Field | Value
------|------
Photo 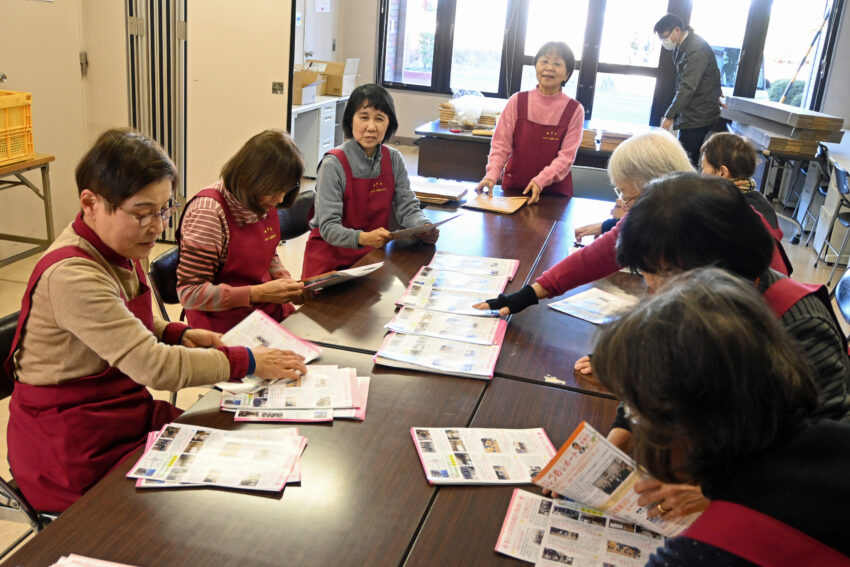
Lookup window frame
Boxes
[377,0,844,123]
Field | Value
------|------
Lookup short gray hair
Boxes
[607,130,694,190]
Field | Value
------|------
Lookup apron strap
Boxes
[556,97,580,129]
[517,90,528,122]
[684,500,849,566]
[327,148,354,181]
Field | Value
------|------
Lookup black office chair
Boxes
[0,312,53,558]
[278,189,316,241]
[147,248,181,405]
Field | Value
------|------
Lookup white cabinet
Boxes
[290,95,349,178]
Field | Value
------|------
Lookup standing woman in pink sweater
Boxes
[475,41,584,203]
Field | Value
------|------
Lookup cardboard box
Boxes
[292,70,324,106]
[304,58,359,96]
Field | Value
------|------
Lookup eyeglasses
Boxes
[614,187,639,208]
[536,58,566,70]
[117,202,181,228]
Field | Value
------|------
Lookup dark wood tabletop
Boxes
[404,377,620,567]
[4,349,486,567]
[282,206,559,353]
[496,215,645,397]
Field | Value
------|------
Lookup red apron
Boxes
[6,245,181,513]
[302,146,396,278]
[684,500,850,566]
[502,91,580,197]
[181,188,294,333]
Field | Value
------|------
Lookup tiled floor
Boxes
[0,144,847,555]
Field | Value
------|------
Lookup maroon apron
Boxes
[684,500,850,566]
[6,245,181,512]
[502,91,580,197]
[302,146,396,278]
[181,188,294,333]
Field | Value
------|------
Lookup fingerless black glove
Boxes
[485,284,539,314]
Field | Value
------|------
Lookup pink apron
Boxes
[181,188,293,333]
[684,500,850,566]
[502,91,580,197]
[6,241,181,512]
[302,146,396,278]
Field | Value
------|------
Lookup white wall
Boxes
[822,2,850,122]
[0,0,88,259]
[186,0,293,198]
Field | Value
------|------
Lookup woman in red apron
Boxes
[178,130,304,333]
[5,129,307,512]
[592,268,850,565]
[302,84,438,279]
[475,41,584,203]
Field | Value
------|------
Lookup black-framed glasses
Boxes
[117,202,181,228]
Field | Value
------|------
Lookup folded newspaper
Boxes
[126,423,305,492]
[410,427,556,484]
[374,331,502,379]
[427,251,519,280]
[385,306,507,345]
[548,288,639,325]
[496,489,666,566]
[216,309,323,394]
[300,261,384,291]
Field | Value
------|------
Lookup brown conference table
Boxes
[6,193,634,567]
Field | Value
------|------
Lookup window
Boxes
[378,0,844,122]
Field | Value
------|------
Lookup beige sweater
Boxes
[13,220,234,390]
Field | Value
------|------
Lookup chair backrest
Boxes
[0,311,19,399]
[278,189,316,241]
[833,161,849,196]
[833,266,850,328]
[570,166,613,201]
[148,247,180,321]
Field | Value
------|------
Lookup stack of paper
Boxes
[409,176,470,204]
[375,252,517,379]
[49,556,139,567]
[409,427,556,484]
[127,423,306,492]
[216,310,323,394]
[580,128,597,149]
[219,365,370,423]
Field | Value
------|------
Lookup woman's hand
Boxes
[250,279,305,305]
[574,355,593,376]
[417,225,440,244]
[474,283,547,317]
[475,178,496,195]
[634,479,710,520]
[523,180,542,204]
[574,223,603,240]
[358,228,393,248]
[251,346,307,381]
[181,329,224,348]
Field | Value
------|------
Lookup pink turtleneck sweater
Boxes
[485,86,584,189]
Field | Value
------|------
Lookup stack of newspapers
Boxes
[127,423,307,493]
[374,251,517,379]
[215,310,370,423]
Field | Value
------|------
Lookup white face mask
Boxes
[661,37,676,51]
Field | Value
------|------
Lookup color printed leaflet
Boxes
[410,427,556,484]
[547,288,639,325]
[374,332,502,379]
[533,421,698,537]
[216,309,323,393]
[385,306,507,345]
[127,423,304,492]
[397,284,500,317]
[495,489,665,566]
[427,251,519,280]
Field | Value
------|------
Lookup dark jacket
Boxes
[665,28,722,129]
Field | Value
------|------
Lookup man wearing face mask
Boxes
[654,13,722,165]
